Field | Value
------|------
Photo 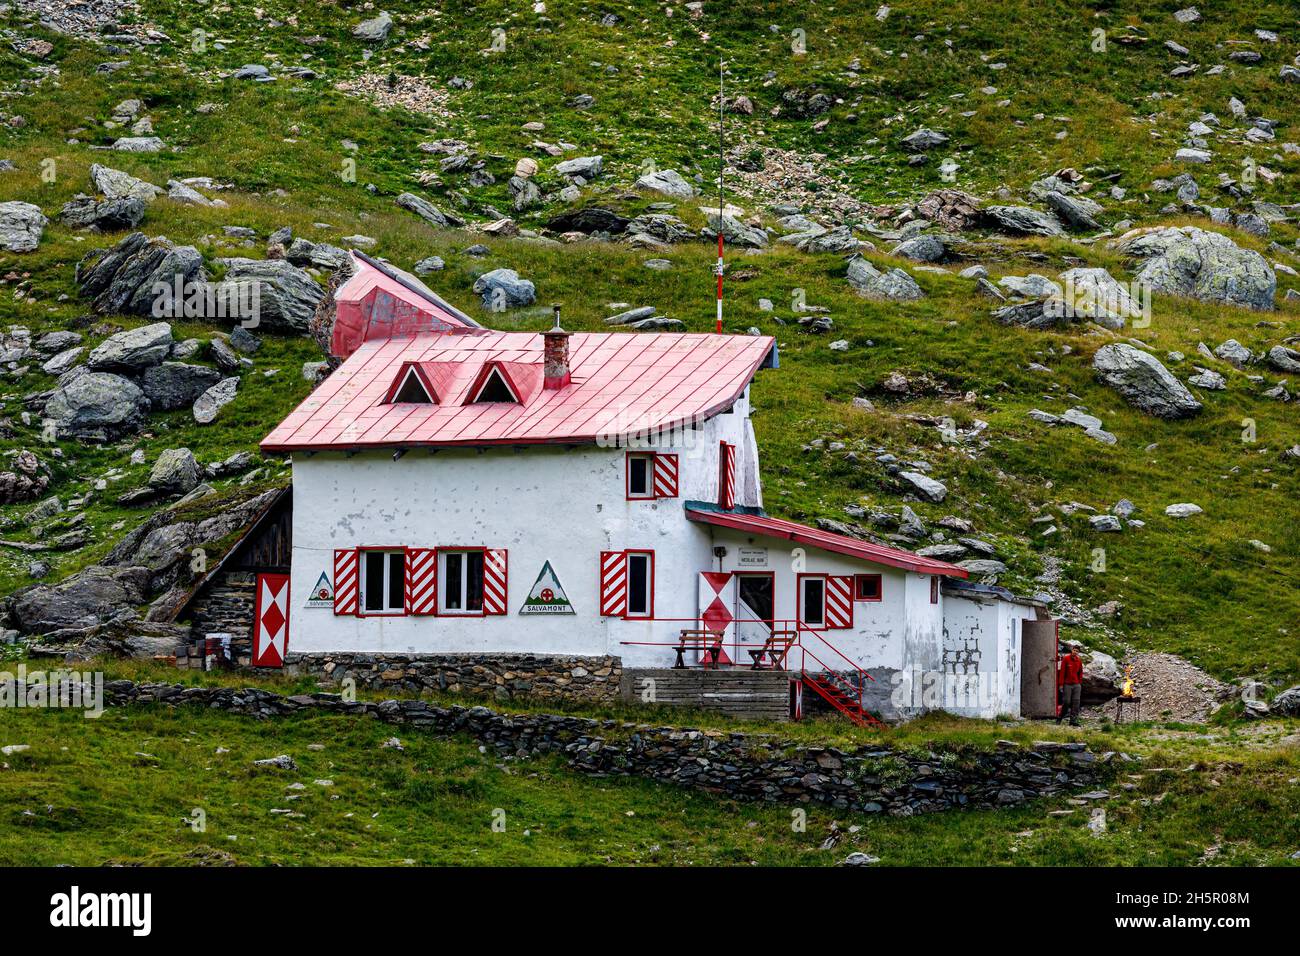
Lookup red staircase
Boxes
[797,628,886,728]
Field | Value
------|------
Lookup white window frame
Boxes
[439,549,485,615]
[625,551,653,618]
[800,575,826,628]
[627,453,655,499]
[360,549,406,615]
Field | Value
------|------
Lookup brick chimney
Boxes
[543,303,571,390]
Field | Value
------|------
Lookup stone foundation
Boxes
[620,668,792,720]
[280,652,621,704]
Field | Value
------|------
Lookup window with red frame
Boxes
[854,573,882,602]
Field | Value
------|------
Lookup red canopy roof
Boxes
[685,507,970,578]
[262,331,776,452]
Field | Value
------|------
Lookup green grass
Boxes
[0,701,1296,865]
[0,1,1296,688]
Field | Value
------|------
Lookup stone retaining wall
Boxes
[101,680,1114,816]
[280,652,621,704]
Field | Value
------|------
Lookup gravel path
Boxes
[1083,652,1228,724]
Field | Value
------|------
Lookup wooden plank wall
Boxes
[619,668,793,721]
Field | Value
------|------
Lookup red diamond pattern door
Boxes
[253,573,291,667]
[696,571,735,665]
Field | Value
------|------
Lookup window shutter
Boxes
[405,547,438,615]
[483,549,508,615]
[333,548,359,616]
[599,550,627,617]
[718,441,736,510]
[653,453,679,498]
[825,575,854,629]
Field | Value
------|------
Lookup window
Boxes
[625,551,654,618]
[361,550,405,614]
[800,575,826,627]
[627,453,654,499]
[391,367,433,404]
[930,576,940,605]
[854,573,882,602]
[470,367,518,404]
[440,550,486,614]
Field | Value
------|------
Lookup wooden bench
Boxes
[747,630,797,670]
[673,629,725,669]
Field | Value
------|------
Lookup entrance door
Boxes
[734,573,774,663]
[1020,619,1059,718]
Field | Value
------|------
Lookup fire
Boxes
[1121,666,1134,698]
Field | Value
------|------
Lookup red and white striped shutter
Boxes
[653,453,679,499]
[483,549,508,615]
[405,547,438,615]
[825,575,854,629]
[599,550,627,617]
[333,548,359,616]
[718,441,737,510]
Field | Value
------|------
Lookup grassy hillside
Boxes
[0,0,1296,688]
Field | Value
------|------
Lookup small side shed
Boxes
[172,487,292,662]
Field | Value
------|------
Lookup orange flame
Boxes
[1121,665,1134,698]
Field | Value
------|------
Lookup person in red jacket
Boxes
[1057,643,1084,726]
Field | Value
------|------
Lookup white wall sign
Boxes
[737,547,768,567]
[304,571,334,608]
[519,561,575,614]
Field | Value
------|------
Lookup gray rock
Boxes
[112,136,165,153]
[34,331,82,354]
[1043,191,1102,230]
[87,321,174,371]
[984,205,1064,237]
[554,155,603,179]
[635,169,695,198]
[624,213,691,244]
[193,377,239,424]
[76,233,206,316]
[1265,346,1300,374]
[90,164,162,202]
[1093,344,1202,418]
[7,565,152,634]
[704,212,767,248]
[59,194,145,231]
[901,128,949,152]
[957,559,1007,577]
[229,64,270,80]
[473,269,536,310]
[1187,368,1226,390]
[1089,514,1122,532]
[352,12,393,41]
[148,448,200,495]
[999,274,1062,299]
[395,192,463,228]
[40,347,84,376]
[1165,502,1203,518]
[166,180,217,206]
[846,255,924,300]
[1111,226,1275,311]
[898,470,947,502]
[1271,686,1300,717]
[413,256,445,275]
[0,201,47,252]
[891,234,946,262]
[141,362,222,410]
[797,225,863,254]
[209,258,324,332]
[44,371,149,441]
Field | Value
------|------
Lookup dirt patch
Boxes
[1083,652,1228,724]
[334,74,454,120]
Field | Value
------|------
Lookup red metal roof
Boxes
[685,507,970,578]
[262,331,776,452]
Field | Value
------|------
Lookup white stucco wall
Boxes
[939,593,1032,718]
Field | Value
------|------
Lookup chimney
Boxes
[543,303,571,390]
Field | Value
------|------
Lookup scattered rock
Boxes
[0,201,47,252]
[193,377,239,424]
[1092,344,1202,419]
[44,372,150,441]
[846,255,924,300]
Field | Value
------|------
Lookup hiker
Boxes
[1057,642,1084,726]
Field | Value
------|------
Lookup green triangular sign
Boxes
[305,571,333,607]
[519,561,575,615]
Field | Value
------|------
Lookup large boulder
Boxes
[635,169,696,198]
[1093,344,1202,419]
[547,207,630,235]
[353,11,393,41]
[6,565,152,634]
[90,163,163,202]
[1081,650,1122,705]
[44,371,150,441]
[1056,267,1139,330]
[983,205,1065,237]
[395,192,464,228]
[623,213,689,243]
[59,194,146,231]
[1110,226,1275,310]
[1043,191,1102,230]
[554,155,603,179]
[0,201,47,252]
[846,255,924,301]
[1271,685,1300,717]
[87,321,174,371]
[141,361,223,410]
[75,232,205,316]
[148,448,200,495]
[208,258,324,331]
[704,212,767,248]
[473,269,536,310]
[193,377,239,424]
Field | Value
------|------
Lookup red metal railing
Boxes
[617,617,884,727]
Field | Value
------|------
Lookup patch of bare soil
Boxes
[334,74,454,120]
[1083,652,1228,724]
